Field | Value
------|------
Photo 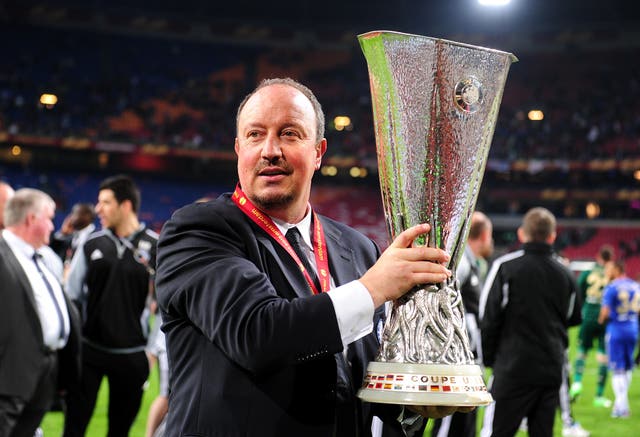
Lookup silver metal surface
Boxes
[359,31,516,366]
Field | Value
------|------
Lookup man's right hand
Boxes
[359,224,451,308]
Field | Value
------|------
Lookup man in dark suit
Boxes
[0,188,81,437]
[156,78,472,437]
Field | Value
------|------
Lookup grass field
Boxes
[40,327,639,436]
[39,365,159,437]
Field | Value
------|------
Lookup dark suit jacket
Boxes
[0,237,81,405]
[156,194,406,437]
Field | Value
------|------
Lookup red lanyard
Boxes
[232,184,330,294]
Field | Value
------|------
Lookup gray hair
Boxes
[4,188,55,227]
[236,77,325,142]
[521,207,556,243]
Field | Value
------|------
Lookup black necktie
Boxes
[33,253,66,340]
[285,227,321,292]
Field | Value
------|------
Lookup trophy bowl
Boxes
[357,30,517,406]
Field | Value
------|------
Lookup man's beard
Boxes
[249,158,296,211]
[252,191,295,212]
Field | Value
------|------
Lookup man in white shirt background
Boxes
[0,188,81,437]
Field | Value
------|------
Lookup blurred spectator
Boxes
[432,211,494,437]
[63,175,158,437]
[50,202,96,269]
[0,188,81,437]
[480,207,582,436]
[570,245,615,407]
[599,259,640,418]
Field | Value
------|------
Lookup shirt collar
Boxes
[2,228,37,259]
[271,206,313,249]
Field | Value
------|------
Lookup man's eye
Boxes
[282,130,298,137]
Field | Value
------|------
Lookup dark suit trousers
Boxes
[0,353,57,437]
[63,345,149,437]
[490,384,558,437]
[431,410,477,437]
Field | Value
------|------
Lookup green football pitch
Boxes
[40,327,639,436]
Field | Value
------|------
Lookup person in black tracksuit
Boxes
[479,207,581,437]
[432,211,494,437]
[63,175,158,437]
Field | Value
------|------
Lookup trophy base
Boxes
[357,361,492,406]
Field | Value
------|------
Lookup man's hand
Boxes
[407,405,476,419]
[360,223,452,308]
[59,214,75,235]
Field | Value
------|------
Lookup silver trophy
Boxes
[357,31,516,406]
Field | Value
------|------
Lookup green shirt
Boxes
[577,264,609,322]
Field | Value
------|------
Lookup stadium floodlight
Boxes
[586,202,601,219]
[39,93,58,106]
[528,109,544,121]
[478,0,511,6]
[333,115,352,131]
[320,165,338,176]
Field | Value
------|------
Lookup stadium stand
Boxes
[1,3,640,278]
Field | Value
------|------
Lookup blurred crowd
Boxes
[1,26,639,165]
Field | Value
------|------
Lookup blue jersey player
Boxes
[599,260,640,418]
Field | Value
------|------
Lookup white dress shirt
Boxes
[2,229,70,350]
[272,210,374,348]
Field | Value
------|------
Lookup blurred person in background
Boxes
[480,207,582,437]
[63,175,158,437]
[570,245,615,408]
[50,202,96,274]
[0,188,81,437]
[599,259,640,418]
[0,181,15,230]
[144,320,168,437]
[432,211,493,437]
[1,182,63,282]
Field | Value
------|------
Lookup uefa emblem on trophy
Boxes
[357,31,517,406]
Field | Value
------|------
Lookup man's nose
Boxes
[261,133,283,160]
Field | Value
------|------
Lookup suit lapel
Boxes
[0,238,44,342]
[0,238,39,311]
[255,232,312,298]
[255,216,359,298]
[322,220,358,288]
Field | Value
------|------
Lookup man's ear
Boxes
[120,199,133,213]
[315,138,327,169]
[25,212,36,226]
[517,227,526,243]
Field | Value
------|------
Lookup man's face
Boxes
[96,189,123,230]
[235,84,326,220]
[479,225,494,259]
[604,261,620,281]
[30,203,55,248]
[0,184,15,229]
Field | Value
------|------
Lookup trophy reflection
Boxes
[357,31,516,406]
